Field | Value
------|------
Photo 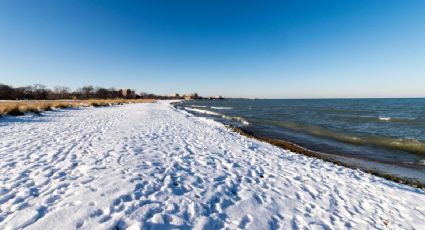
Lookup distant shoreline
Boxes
[225,97,425,100]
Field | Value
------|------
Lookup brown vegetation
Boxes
[0,99,154,117]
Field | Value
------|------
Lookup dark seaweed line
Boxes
[228,126,425,189]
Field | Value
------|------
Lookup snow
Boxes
[0,101,424,229]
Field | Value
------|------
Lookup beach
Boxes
[0,101,424,229]
[178,98,425,186]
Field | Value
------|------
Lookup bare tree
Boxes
[10,86,32,100]
[53,86,71,99]
[29,84,50,100]
[0,84,14,99]
[81,86,94,99]
[95,87,109,99]
[0,83,146,100]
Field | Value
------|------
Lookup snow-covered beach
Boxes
[1,101,424,229]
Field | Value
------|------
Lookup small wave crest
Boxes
[185,107,221,116]
[222,115,249,125]
[184,107,249,125]
[211,106,233,110]
[352,115,419,124]
[191,105,207,108]
[376,117,419,123]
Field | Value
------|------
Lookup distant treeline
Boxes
[0,84,166,100]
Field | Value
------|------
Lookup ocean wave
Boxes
[351,115,420,124]
[272,121,425,155]
[222,115,249,125]
[184,107,249,125]
[376,117,420,123]
[211,106,233,110]
[191,105,207,108]
[185,107,221,116]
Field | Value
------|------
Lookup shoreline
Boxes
[228,126,425,189]
[172,101,425,188]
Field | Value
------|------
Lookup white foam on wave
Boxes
[185,107,221,116]
[185,107,249,125]
[211,106,233,110]
[221,115,250,125]
[379,117,391,121]
[191,105,207,108]
[234,117,249,125]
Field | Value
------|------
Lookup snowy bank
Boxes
[0,101,424,229]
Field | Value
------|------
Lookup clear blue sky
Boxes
[0,0,424,98]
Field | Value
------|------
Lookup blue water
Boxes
[177,98,425,181]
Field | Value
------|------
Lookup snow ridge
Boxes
[0,102,424,229]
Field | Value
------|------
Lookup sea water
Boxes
[177,98,425,183]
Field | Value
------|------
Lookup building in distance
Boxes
[184,93,199,100]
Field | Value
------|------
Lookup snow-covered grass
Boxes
[0,101,424,229]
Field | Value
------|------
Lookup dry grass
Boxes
[0,99,155,116]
